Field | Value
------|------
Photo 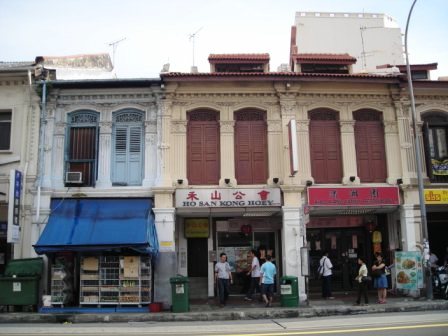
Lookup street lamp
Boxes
[404,0,433,300]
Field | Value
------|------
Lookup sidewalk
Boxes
[1,293,447,324]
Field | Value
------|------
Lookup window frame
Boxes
[111,109,145,186]
[423,112,448,182]
[65,110,100,187]
[0,110,12,151]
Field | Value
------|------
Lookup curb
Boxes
[1,301,447,324]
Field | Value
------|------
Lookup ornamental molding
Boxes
[268,120,282,132]
[0,79,27,86]
[220,120,235,133]
[99,121,113,133]
[297,92,391,101]
[145,120,157,133]
[296,119,309,131]
[171,120,187,134]
[174,92,277,99]
[384,121,399,134]
[339,121,355,133]
[54,122,67,135]
[57,93,156,104]
[145,133,157,146]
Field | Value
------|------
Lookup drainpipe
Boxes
[35,80,47,222]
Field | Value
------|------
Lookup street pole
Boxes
[404,0,433,300]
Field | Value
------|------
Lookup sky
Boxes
[1,0,447,79]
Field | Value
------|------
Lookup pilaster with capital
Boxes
[296,119,313,184]
[170,120,187,184]
[339,120,358,184]
[96,121,112,188]
[142,120,158,187]
[220,120,236,185]
[42,110,55,188]
[279,99,298,184]
[52,122,67,188]
[394,101,417,182]
[383,120,403,184]
[158,99,173,186]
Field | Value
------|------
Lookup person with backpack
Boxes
[318,251,334,299]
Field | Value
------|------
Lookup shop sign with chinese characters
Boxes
[307,186,400,207]
[175,188,281,208]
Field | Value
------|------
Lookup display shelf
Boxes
[79,255,152,306]
[50,264,64,304]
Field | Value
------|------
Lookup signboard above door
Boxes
[176,188,281,208]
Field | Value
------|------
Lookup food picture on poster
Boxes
[395,251,424,290]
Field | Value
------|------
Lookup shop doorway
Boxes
[308,228,367,292]
[216,231,279,295]
[187,238,208,299]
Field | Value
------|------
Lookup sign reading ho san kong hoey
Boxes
[175,188,281,208]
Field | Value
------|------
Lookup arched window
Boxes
[308,108,342,183]
[112,109,144,186]
[423,112,448,182]
[234,108,268,184]
[353,109,387,182]
[187,109,220,185]
[66,110,99,187]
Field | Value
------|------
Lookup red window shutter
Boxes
[355,121,387,182]
[309,120,342,183]
[187,111,220,185]
[235,120,268,184]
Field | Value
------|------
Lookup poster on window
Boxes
[218,247,250,273]
[395,251,424,290]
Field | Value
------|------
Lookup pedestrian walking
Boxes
[318,251,334,299]
[244,249,261,301]
[214,252,233,307]
[372,252,388,304]
[260,255,276,307]
[354,256,369,306]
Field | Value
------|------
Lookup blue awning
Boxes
[33,198,158,256]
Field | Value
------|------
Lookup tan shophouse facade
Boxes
[153,55,448,303]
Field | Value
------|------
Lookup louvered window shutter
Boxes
[113,126,128,185]
[128,126,143,185]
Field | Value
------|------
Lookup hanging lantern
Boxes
[241,224,252,235]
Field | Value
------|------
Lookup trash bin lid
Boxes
[170,276,189,283]
[4,258,44,277]
[280,275,298,281]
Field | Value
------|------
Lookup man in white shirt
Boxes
[215,253,233,307]
[244,249,261,301]
[319,251,334,299]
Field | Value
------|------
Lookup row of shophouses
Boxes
[1,27,448,309]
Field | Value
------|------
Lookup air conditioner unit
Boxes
[65,171,83,184]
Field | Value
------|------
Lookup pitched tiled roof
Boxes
[292,53,357,64]
[161,71,400,81]
[0,61,35,71]
[208,54,270,62]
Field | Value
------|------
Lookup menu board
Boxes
[395,251,424,290]
[218,246,251,272]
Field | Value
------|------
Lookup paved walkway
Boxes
[1,293,447,324]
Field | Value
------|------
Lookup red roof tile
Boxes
[293,53,357,64]
[208,54,270,62]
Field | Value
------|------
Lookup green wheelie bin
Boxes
[280,275,299,307]
[170,275,189,312]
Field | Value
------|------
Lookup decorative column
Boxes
[384,120,403,185]
[340,119,359,184]
[142,118,158,187]
[171,120,187,184]
[268,119,282,183]
[152,206,176,308]
[395,100,416,183]
[52,121,66,189]
[281,189,307,302]
[41,105,55,188]
[219,120,236,186]
[96,121,112,188]
[296,118,312,184]
[279,97,297,185]
[157,99,173,187]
